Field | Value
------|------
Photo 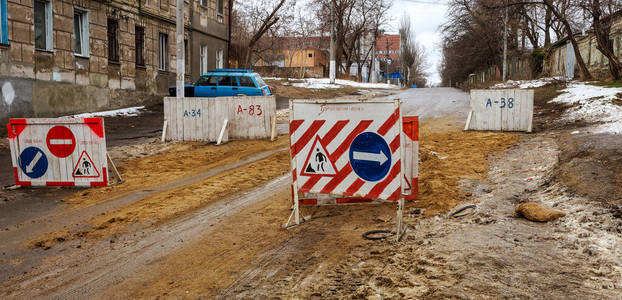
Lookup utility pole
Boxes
[329,0,335,84]
[386,38,389,84]
[371,28,377,83]
[176,0,184,97]
[502,4,508,82]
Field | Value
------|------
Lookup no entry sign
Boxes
[7,118,108,187]
[46,126,76,158]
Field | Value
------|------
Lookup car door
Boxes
[194,75,218,97]
[216,75,235,97]
[236,75,261,96]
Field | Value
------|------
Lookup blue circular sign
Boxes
[19,146,48,179]
[349,132,391,182]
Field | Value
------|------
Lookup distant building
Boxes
[0,0,230,124]
[376,33,400,61]
[256,36,329,77]
[347,31,400,82]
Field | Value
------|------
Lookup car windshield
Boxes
[254,75,266,87]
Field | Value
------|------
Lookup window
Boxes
[158,33,168,71]
[0,0,8,44]
[135,26,145,66]
[107,19,119,62]
[74,10,89,56]
[200,45,208,74]
[254,75,266,87]
[217,0,224,14]
[308,53,313,58]
[34,0,52,50]
[238,76,256,87]
[218,76,233,86]
[196,75,216,86]
[200,0,207,6]
[216,49,223,68]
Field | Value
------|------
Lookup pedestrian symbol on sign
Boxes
[72,151,100,178]
[300,136,337,176]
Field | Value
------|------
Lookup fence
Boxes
[163,96,277,142]
[465,89,534,132]
[459,55,533,89]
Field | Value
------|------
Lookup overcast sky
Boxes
[386,0,449,85]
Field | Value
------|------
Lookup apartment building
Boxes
[0,0,229,124]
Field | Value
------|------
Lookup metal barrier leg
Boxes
[396,195,405,241]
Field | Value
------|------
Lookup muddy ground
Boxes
[0,84,621,299]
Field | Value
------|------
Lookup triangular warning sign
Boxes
[300,136,338,177]
[72,151,100,178]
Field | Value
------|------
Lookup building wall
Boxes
[546,16,622,79]
[376,34,400,60]
[0,0,229,125]
[282,49,325,68]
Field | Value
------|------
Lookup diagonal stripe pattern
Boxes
[290,105,402,202]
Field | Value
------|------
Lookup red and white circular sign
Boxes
[46,126,76,158]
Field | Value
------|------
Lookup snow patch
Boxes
[292,78,397,89]
[266,77,397,89]
[492,77,565,89]
[550,83,622,134]
[67,106,146,118]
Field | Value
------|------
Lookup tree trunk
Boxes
[543,0,592,79]
[591,0,621,80]
[544,6,552,46]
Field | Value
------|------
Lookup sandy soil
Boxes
[2,84,620,299]
[28,138,290,250]
[89,118,520,299]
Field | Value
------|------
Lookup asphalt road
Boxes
[385,87,470,121]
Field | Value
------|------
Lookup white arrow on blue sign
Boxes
[348,132,392,182]
[19,146,48,179]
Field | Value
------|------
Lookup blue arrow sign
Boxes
[19,146,48,179]
[349,132,391,182]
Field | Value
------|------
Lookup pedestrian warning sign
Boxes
[72,151,100,178]
[300,136,337,177]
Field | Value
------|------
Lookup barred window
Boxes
[107,19,119,62]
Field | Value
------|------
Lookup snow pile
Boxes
[284,78,397,89]
[550,83,622,134]
[68,106,146,118]
[492,77,565,89]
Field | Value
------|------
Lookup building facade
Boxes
[0,0,229,124]
[255,36,329,77]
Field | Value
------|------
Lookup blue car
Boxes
[169,69,272,97]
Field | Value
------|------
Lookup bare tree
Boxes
[441,0,508,86]
[579,0,622,79]
[312,0,392,78]
[232,0,293,67]
[399,14,427,86]
[486,0,592,79]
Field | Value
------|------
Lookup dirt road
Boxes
[1,85,620,299]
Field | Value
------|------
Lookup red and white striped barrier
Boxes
[287,99,408,237]
[7,118,108,187]
[296,116,419,205]
[403,116,419,201]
